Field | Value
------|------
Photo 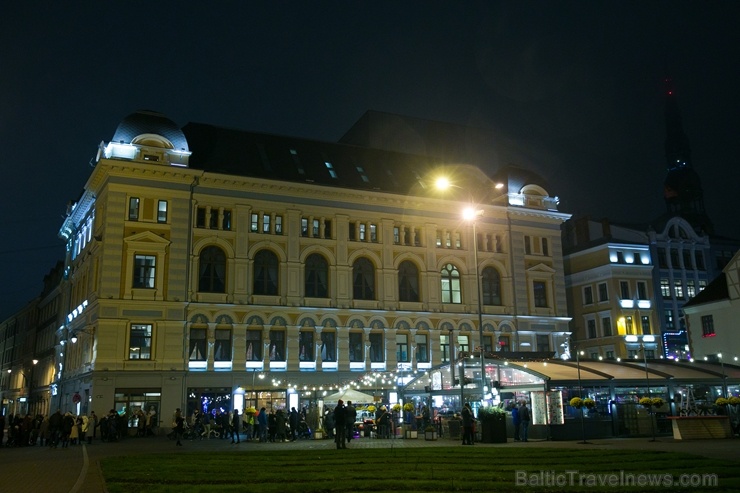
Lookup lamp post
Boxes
[574,346,589,444]
[718,353,727,398]
[625,334,657,442]
[463,207,487,401]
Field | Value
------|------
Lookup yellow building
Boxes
[563,218,659,360]
[52,111,570,427]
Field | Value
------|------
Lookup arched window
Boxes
[398,260,419,302]
[305,253,328,298]
[352,257,375,300]
[481,266,502,305]
[198,246,226,293]
[253,250,278,295]
[440,263,461,303]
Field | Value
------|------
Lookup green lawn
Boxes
[101,448,739,492]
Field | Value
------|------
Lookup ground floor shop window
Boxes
[114,389,161,432]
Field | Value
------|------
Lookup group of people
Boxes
[172,406,308,447]
[511,399,531,442]
[331,399,357,449]
[0,410,102,448]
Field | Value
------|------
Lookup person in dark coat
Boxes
[333,400,347,449]
[230,409,240,444]
[345,401,357,442]
[461,403,474,445]
[174,408,184,446]
[61,412,75,448]
[511,403,521,441]
[48,410,62,448]
[289,407,299,442]
[518,400,530,442]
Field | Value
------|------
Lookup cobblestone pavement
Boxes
[0,433,737,493]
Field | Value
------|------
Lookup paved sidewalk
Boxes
[0,434,738,493]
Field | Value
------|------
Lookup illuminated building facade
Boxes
[43,110,570,424]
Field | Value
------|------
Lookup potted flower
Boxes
[640,397,665,409]
[715,397,730,407]
[402,403,417,438]
[392,403,402,413]
[244,406,257,416]
[424,425,438,441]
[478,406,507,443]
[583,398,596,409]
[569,397,584,409]
[730,396,740,406]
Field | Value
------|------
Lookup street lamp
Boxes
[718,353,727,398]
[625,334,657,442]
[463,207,487,400]
[573,345,589,444]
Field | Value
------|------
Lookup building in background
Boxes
[1,110,570,427]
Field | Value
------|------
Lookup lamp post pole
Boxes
[718,353,727,398]
[641,341,656,442]
[471,218,487,400]
[575,346,588,444]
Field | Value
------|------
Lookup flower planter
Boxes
[667,416,732,440]
[405,430,417,439]
[313,431,324,440]
[481,419,507,443]
[425,431,438,441]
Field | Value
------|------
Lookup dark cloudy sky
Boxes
[2,1,739,319]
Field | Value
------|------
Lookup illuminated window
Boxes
[128,197,140,221]
[298,331,314,361]
[263,214,271,233]
[440,264,461,304]
[686,280,696,298]
[320,332,336,362]
[325,161,337,179]
[214,329,232,362]
[396,333,409,362]
[268,330,285,361]
[246,331,262,361]
[129,323,152,360]
[133,255,156,288]
[157,200,168,223]
[415,333,428,362]
[275,215,283,234]
[440,334,450,363]
[674,280,684,299]
[701,315,715,337]
[660,279,671,298]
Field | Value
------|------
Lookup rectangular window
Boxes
[394,227,401,245]
[445,232,451,248]
[263,214,271,233]
[598,283,608,302]
[157,200,168,223]
[686,279,696,298]
[196,207,206,228]
[209,209,218,229]
[275,215,283,234]
[657,248,667,268]
[251,213,259,232]
[660,279,671,298]
[670,249,679,267]
[641,316,650,335]
[590,352,599,360]
[524,236,532,255]
[457,334,469,353]
[682,250,692,269]
[620,281,630,300]
[323,219,331,239]
[299,331,314,361]
[246,331,262,361]
[189,328,207,361]
[587,319,597,339]
[133,255,156,288]
[454,232,461,249]
[536,334,550,352]
[320,332,336,362]
[369,333,384,362]
[701,315,715,337]
[440,334,450,363]
[637,281,648,300]
[533,281,547,307]
[313,219,320,237]
[302,218,309,237]
[396,333,409,363]
[542,238,549,256]
[268,330,285,361]
[625,316,633,334]
[664,309,674,329]
[695,251,705,270]
[602,317,612,337]
[349,332,363,362]
[370,224,377,242]
[222,210,232,231]
[325,161,338,179]
[129,323,152,360]
[348,222,355,241]
[415,334,428,362]
[498,335,510,352]
[359,224,366,241]
[605,350,615,360]
[356,166,370,182]
[214,329,232,361]
[435,231,441,247]
[129,197,140,221]
[674,280,684,299]
[583,286,593,305]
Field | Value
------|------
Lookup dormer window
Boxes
[143,154,160,162]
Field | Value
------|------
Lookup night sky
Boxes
[2,1,740,319]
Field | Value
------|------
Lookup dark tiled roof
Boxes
[683,272,728,308]
[182,122,450,195]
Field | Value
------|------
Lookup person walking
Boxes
[174,408,185,446]
[461,403,474,445]
[231,409,241,444]
[518,400,530,442]
[333,400,347,449]
[345,401,357,442]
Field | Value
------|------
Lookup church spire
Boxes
[661,79,713,234]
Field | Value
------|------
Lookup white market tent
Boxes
[323,388,375,405]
